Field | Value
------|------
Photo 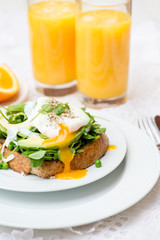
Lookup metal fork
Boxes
[137,117,160,150]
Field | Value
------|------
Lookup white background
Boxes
[1,0,160,240]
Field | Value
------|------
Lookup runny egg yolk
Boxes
[42,123,87,180]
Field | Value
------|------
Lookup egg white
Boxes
[28,97,90,138]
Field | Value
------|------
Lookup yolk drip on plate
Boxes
[42,124,87,180]
[107,145,116,150]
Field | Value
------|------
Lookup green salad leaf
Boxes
[30,158,44,168]
[8,141,17,150]
[76,149,84,153]
[7,103,26,114]
[28,150,46,160]
[22,148,60,167]
[93,128,106,134]
[31,104,54,122]
[9,112,27,124]
[55,103,70,116]
[29,127,40,133]
[39,104,54,114]
[69,109,106,154]
[23,150,46,168]
[0,129,7,138]
[0,104,27,124]
[22,150,36,157]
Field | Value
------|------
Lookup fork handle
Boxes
[155,116,160,131]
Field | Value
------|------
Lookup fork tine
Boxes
[137,117,160,150]
[143,117,159,144]
[137,118,156,142]
[146,117,160,144]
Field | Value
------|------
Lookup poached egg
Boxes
[28,97,90,139]
[27,97,90,179]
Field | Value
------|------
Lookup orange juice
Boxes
[28,1,76,85]
[76,10,131,99]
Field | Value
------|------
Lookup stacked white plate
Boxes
[0,111,159,229]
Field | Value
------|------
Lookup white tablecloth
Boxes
[1,1,160,239]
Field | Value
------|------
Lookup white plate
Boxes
[0,118,126,192]
[0,113,159,229]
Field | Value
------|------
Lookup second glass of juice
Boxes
[28,0,76,96]
[76,0,132,107]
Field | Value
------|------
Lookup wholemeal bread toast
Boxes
[0,134,108,178]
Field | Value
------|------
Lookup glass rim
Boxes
[76,0,131,8]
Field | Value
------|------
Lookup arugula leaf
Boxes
[30,158,44,168]
[31,104,53,121]
[54,103,70,116]
[27,150,46,167]
[22,150,35,157]
[93,128,106,134]
[18,147,24,153]
[21,147,60,167]
[0,105,28,124]
[85,112,95,124]
[29,127,40,133]
[70,131,83,146]
[70,148,75,154]
[4,145,19,158]
[44,156,53,160]
[39,104,54,114]
[91,124,101,130]
[70,141,82,150]
[0,110,10,123]
[29,150,46,160]
[8,141,17,150]
[55,104,65,116]
[39,133,48,139]
[7,103,25,114]
[65,103,70,110]
[9,112,27,124]
[83,134,100,140]
[0,129,7,138]
[81,107,86,111]
[27,148,60,166]
[76,149,84,153]
[0,105,13,116]
[69,110,106,155]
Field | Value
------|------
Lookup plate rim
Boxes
[0,116,127,192]
[0,113,159,229]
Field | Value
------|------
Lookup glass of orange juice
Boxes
[76,0,132,107]
[27,0,76,96]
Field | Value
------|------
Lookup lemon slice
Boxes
[0,64,19,103]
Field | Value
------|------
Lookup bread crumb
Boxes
[20,171,25,176]
[50,176,56,179]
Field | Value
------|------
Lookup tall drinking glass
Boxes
[27,0,76,96]
[76,0,132,107]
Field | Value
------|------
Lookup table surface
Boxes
[0,0,160,239]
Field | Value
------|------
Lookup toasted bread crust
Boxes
[30,160,64,178]
[9,152,31,175]
[70,134,108,170]
[0,134,109,178]
[0,144,31,175]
